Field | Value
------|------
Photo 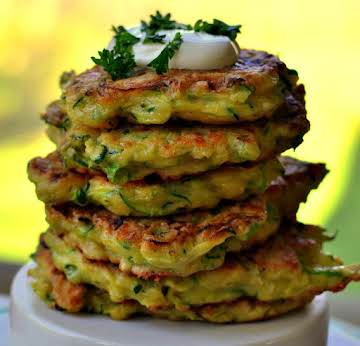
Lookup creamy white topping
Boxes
[108,26,240,70]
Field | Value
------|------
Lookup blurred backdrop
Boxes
[0,0,359,291]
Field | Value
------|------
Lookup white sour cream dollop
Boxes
[108,26,240,70]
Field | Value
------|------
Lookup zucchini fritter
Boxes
[30,251,313,323]
[30,249,86,312]
[28,153,282,216]
[34,222,360,312]
[60,50,300,128]
[45,94,308,183]
[45,157,327,278]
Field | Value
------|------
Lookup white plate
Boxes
[9,263,332,346]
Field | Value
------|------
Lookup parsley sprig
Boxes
[112,25,139,46]
[148,32,183,74]
[91,12,242,79]
[194,19,241,41]
[141,11,190,36]
[91,26,139,80]
[143,33,166,44]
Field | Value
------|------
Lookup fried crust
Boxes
[29,249,85,312]
[28,153,282,216]
[38,222,360,312]
[44,157,327,278]
[44,89,309,183]
[30,249,312,323]
[61,49,301,127]
[78,49,295,93]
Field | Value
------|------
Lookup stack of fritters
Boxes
[28,49,360,323]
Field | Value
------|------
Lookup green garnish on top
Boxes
[194,19,241,41]
[112,25,140,45]
[91,11,242,79]
[148,32,183,74]
[143,33,166,44]
[91,26,139,80]
[141,11,191,37]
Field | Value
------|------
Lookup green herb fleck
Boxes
[73,96,85,109]
[153,227,168,237]
[140,103,155,112]
[45,293,55,304]
[194,19,241,41]
[119,191,146,214]
[133,284,143,294]
[71,153,88,168]
[104,164,121,181]
[170,191,191,204]
[227,107,239,120]
[79,224,94,236]
[64,264,78,279]
[148,32,183,74]
[161,201,174,209]
[73,184,89,206]
[60,118,71,131]
[93,145,108,164]
[191,276,199,285]
[205,253,221,260]
[122,243,131,250]
[230,288,248,295]
[78,216,95,237]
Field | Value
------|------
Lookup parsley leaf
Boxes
[143,33,166,44]
[148,32,183,74]
[91,26,140,80]
[112,25,139,46]
[194,19,241,41]
[141,11,191,35]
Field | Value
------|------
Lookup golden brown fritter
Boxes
[31,222,360,319]
[29,249,85,312]
[28,152,282,216]
[45,157,327,278]
[29,249,313,323]
[60,50,301,128]
[44,90,308,183]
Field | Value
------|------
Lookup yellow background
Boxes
[0,0,359,293]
